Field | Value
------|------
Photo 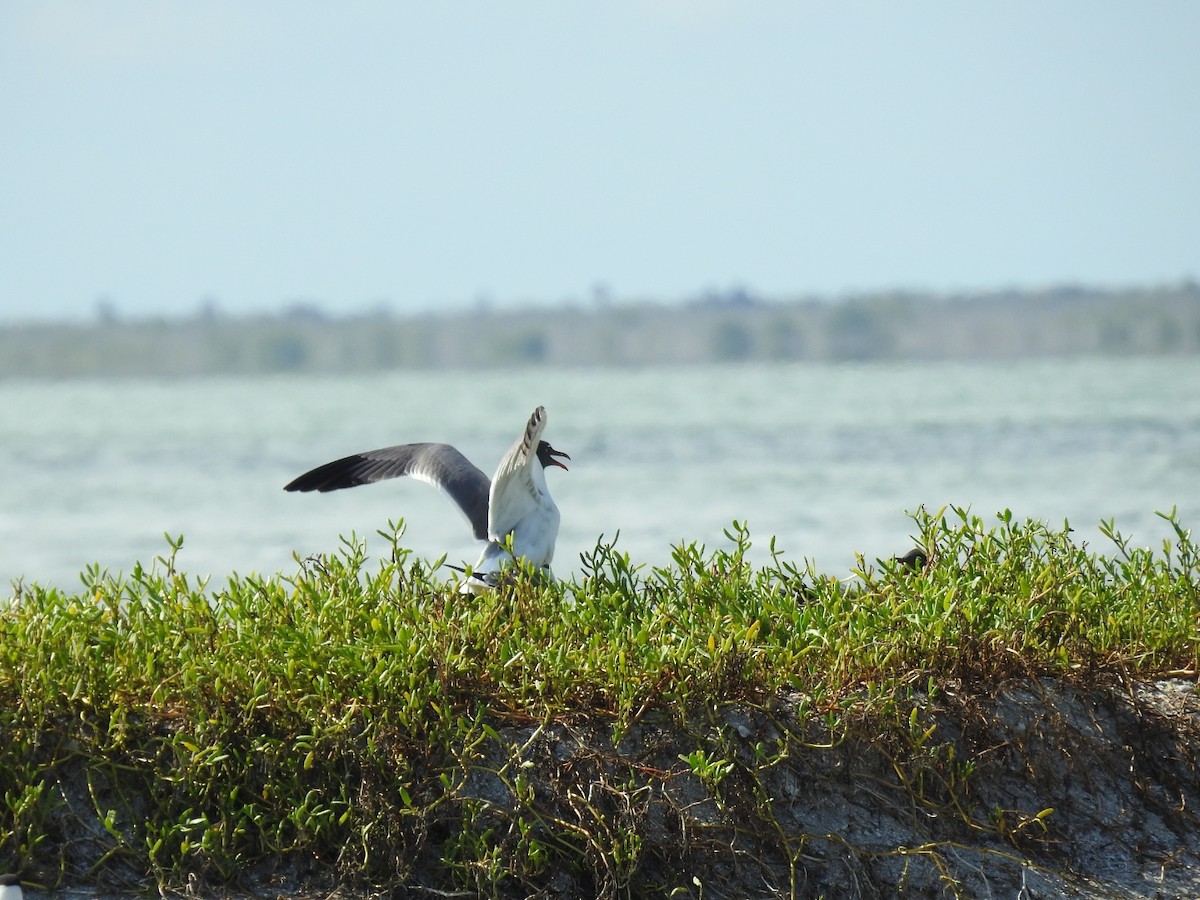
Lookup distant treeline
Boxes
[4,283,1199,378]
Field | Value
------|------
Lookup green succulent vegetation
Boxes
[1,507,1198,897]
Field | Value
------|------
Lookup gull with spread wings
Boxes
[285,406,569,590]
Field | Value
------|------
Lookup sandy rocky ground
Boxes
[449,675,1200,899]
[16,676,1200,899]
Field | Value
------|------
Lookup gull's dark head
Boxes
[537,440,570,471]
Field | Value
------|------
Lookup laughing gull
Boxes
[893,548,929,571]
[285,406,569,590]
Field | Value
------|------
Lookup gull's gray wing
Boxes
[284,442,491,540]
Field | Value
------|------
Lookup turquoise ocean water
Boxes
[4,357,1199,593]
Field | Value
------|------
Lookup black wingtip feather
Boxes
[283,456,372,493]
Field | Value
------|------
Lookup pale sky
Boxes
[2,1,1197,322]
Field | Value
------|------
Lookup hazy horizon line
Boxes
[5,276,1198,330]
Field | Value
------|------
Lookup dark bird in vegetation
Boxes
[285,406,569,591]
[894,548,929,571]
